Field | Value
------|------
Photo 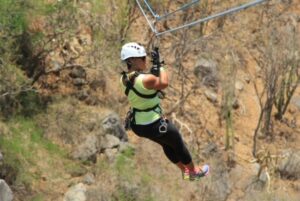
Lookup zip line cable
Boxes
[157,0,201,21]
[136,0,268,37]
[142,0,201,22]
[156,0,267,36]
[136,0,158,33]
[143,0,159,18]
[154,0,201,21]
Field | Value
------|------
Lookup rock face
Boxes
[64,183,87,201]
[0,179,13,201]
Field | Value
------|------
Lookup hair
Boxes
[125,59,132,70]
[125,57,145,70]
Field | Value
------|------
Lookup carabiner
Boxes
[159,119,168,133]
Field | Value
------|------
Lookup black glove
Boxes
[151,47,160,66]
[150,47,161,77]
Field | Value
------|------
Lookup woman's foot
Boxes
[189,164,210,181]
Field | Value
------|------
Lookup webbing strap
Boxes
[122,72,158,99]
[130,87,158,99]
[131,104,161,125]
[133,104,160,112]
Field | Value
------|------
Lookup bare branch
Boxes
[0,87,37,98]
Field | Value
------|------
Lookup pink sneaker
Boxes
[189,164,210,181]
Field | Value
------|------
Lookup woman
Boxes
[120,42,209,180]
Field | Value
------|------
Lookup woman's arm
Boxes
[143,68,168,90]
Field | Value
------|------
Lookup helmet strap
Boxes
[126,60,132,70]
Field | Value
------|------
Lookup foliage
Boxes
[0,0,30,118]
[221,51,238,153]
[250,13,299,158]
[0,116,85,201]
[0,0,57,118]
[88,0,137,72]
[0,117,65,186]
[115,146,136,181]
[274,26,300,120]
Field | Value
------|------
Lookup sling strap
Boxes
[122,71,158,99]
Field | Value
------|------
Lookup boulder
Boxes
[278,150,300,180]
[194,58,218,88]
[0,179,13,201]
[64,183,87,201]
[104,148,119,162]
[47,60,62,73]
[72,135,98,161]
[100,134,120,151]
[235,80,244,91]
[76,90,89,101]
[89,80,106,91]
[73,78,87,86]
[82,173,95,185]
[101,113,128,141]
[69,66,86,79]
[204,90,218,103]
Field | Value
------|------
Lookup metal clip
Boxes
[159,119,168,133]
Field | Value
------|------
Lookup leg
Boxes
[176,162,186,171]
[131,119,209,179]
[153,120,209,180]
[154,120,193,165]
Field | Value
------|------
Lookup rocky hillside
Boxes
[0,0,300,201]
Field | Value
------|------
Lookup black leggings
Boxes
[131,118,192,165]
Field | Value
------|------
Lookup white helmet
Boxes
[120,42,147,61]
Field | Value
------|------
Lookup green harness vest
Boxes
[121,71,162,126]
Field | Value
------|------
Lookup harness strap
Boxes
[131,87,158,99]
[130,104,162,125]
[122,71,157,99]
[133,104,160,113]
[122,72,163,126]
